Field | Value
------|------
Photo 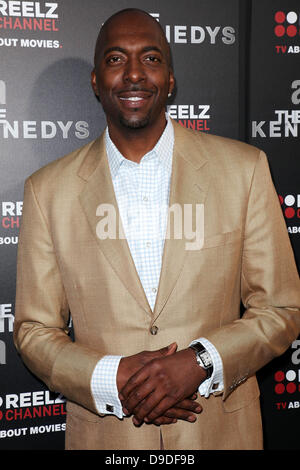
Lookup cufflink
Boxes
[106,404,114,413]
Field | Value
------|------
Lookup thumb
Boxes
[160,342,178,356]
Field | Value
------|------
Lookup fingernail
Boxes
[188,415,196,422]
[195,406,202,413]
[123,407,129,415]
[133,417,141,426]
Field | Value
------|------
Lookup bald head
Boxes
[93,8,172,70]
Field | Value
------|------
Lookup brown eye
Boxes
[106,56,122,64]
[145,56,160,62]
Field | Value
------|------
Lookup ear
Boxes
[91,69,99,97]
[168,70,175,96]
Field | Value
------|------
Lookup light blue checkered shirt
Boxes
[91,117,223,418]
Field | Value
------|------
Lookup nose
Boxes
[123,57,145,84]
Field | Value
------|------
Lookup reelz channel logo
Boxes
[0,201,22,247]
[274,10,300,54]
[0,1,59,31]
[167,104,211,132]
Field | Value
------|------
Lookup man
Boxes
[14,9,300,450]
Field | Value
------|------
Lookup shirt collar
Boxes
[105,115,174,180]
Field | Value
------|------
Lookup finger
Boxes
[123,379,156,415]
[175,398,202,413]
[141,343,177,366]
[131,387,172,423]
[130,397,147,426]
[189,393,198,400]
[131,412,177,426]
[135,400,202,426]
[120,346,178,402]
[163,342,177,356]
[150,416,177,426]
[137,399,202,425]
[165,410,196,422]
[130,389,176,426]
[142,396,178,424]
[120,366,151,402]
[132,398,201,425]
[143,342,177,365]
[163,407,200,422]
[148,342,177,360]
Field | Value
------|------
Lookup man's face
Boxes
[91,12,174,130]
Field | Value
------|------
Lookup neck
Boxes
[107,114,167,163]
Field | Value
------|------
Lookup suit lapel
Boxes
[78,134,152,316]
[153,121,211,321]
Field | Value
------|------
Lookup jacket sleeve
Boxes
[14,176,103,414]
[205,151,300,399]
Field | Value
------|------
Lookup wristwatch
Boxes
[189,342,213,378]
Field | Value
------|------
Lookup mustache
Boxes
[116,86,154,94]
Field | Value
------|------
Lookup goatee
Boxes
[119,111,151,129]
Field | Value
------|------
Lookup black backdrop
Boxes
[0,0,299,450]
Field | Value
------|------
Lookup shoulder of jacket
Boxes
[192,128,261,164]
[26,137,102,193]
[171,118,262,169]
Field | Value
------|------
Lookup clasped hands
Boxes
[117,342,207,427]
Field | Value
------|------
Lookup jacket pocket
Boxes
[202,228,241,250]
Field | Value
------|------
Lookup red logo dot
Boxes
[275,383,285,394]
[285,207,295,218]
[286,382,296,394]
[275,25,285,37]
[275,11,286,23]
[287,24,298,37]
[275,371,285,382]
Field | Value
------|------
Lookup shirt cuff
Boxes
[189,337,224,398]
[91,355,124,419]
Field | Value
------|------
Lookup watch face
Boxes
[200,351,212,367]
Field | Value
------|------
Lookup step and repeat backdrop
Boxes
[0,0,299,450]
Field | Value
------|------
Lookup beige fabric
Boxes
[14,120,300,449]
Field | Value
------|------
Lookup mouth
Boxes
[119,96,144,102]
[116,90,154,109]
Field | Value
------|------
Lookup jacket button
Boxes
[150,325,158,335]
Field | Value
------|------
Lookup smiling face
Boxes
[91,10,174,131]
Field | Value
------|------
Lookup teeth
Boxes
[120,97,143,101]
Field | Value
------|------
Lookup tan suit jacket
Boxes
[14,119,300,450]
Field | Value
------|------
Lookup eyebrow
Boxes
[103,45,163,56]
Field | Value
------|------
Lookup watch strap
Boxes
[189,342,213,378]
